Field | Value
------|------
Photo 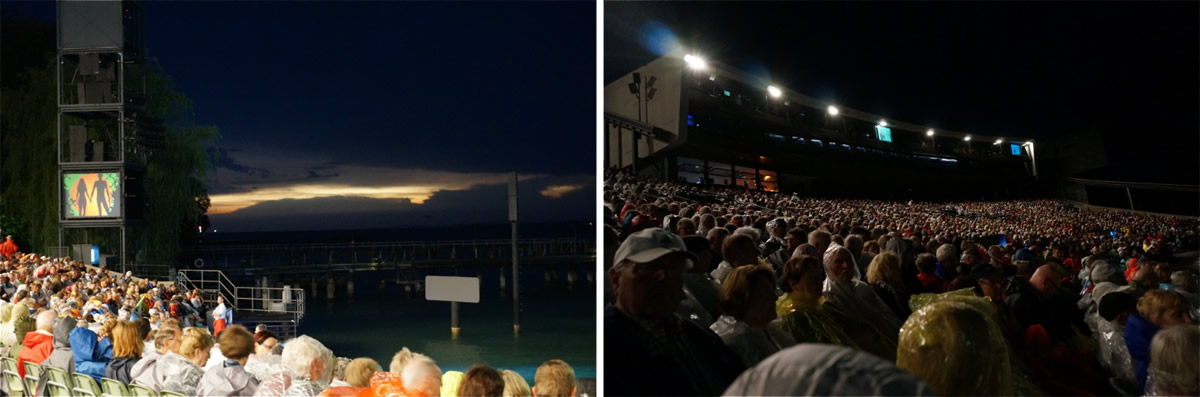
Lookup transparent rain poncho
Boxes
[723,344,934,396]
[897,296,1015,396]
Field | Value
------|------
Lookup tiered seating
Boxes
[0,358,189,397]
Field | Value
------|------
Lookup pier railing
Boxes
[177,269,306,335]
[183,238,595,269]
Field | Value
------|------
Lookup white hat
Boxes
[613,228,696,266]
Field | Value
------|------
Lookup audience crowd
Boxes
[0,248,586,397]
[604,168,1199,396]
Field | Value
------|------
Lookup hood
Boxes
[71,327,100,361]
[53,317,73,349]
[23,330,52,349]
[109,356,139,371]
[202,365,257,394]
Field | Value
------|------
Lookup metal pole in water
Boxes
[451,301,460,339]
[509,172,520,335]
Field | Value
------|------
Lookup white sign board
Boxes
[425,276,480,303]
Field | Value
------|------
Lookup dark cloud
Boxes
[208,147,272,177]
[209,175,593,232]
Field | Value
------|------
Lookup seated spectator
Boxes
[458,364,504,397]
[280,335,334,396]
[710,264,795,367]
[159,327,213,396]
[865,252,913,321]
[18,310,56,378]
[400,354,442,397]
[915,253,947,293]
[681,235,721,322]
[1006,265,1089,344]
[822,244,902,361]
[711,234,759,284]
[897,299,1014,396]
[198,324,259,397]
[1145,324,1199,396]
[105,320,142,384]
[533,359,575,397]
[776,255,856,347]
[1096,292,1139,390]
[245,329,282,381]
[722,344,934,396]
[70,327,109,382]
[606,228,744,396]
[35,316,77,397]
[1125,290,1192,394]
[345,357,381,388]
[934,244,961,281]
[131,323,182,389]
[501,369,532,397]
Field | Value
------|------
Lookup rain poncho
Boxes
[722,344,934,396]
[70,327,109,382]
[283,379,328,397]
[775,292,857,348]
[897,296,1014,396]
[1123,313,1158,394]
[156,352,206,396]
[709,315,795,367]
[821,245,902,360]
[245,353,284,381]
[197,361,260,397]
[253,372,292,397]
[36,317,77,397]
[676,287,715,328]
[129,351,165,390]
[440,371,464,397]
[1094,318,1137,388]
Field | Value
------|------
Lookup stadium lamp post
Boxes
[926,129,935,152]
[1023,141,1038,180]
[826,105,841,133]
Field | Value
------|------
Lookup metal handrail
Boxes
[178,269,239,308]
[177,270,305,320]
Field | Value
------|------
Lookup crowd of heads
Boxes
[603,168,1199,396]
[0,248,585,397]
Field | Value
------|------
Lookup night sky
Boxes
[8,1,596,232]
[606,2,1199,184]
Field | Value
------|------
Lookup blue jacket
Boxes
[1123,313,1158,394]
[71,328,111,382]
[97,337,114,360]
[935,261,958,281]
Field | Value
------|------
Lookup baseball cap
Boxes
[970,264,1004,282]
[614,228,697,267]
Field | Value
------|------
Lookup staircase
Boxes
[176,269,306,338]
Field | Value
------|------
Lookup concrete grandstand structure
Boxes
[604,55,1043,202]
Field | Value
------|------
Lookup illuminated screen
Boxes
[875,126,892,142]
[1010,144,1021,155]
[63,172,121,218]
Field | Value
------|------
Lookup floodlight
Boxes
[709,75,716,81]
[627,82,638,95]
[827,105,839,116]
[767,85,782,98]
[684,54,707,70]
[926,129,934,137]
[964,136,971,142]
[646,76,657,88]
[632,72,641,84]
[879,120,888,127]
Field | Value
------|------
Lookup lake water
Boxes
[297,282,596,384]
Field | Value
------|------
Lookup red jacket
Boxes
[0,240,16,259]
[17,331,53,378]
[917,273,948,293]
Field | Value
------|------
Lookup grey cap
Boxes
[614,228,697,266]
